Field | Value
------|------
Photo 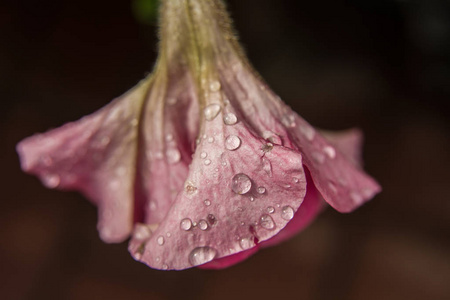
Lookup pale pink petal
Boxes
[320,128,364,167]
[220,61,381,213]
[129,104,307,270]
[16,80,150,242]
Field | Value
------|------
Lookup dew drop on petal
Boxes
[189,246,217,266]
[239,237,255,250]
[207,136,215,143]
[260,214,275,230]
[300,125,315,141]
[262,131,282,144]
[200,152,207,159]
[42,174,60,189]
[209,81,221,92]
[323,146,336,159]
[281,206,295,220]
[161,264,169,270]
[312,151,325,164]
[267,206,275,214]
[165,133,174,142]
[204,199,211,206]
[198,219,209,230]
[204,104,221,121]
[257,186,266,194]
[207,214,217,226]
[157,236,165,246]
[204,159,211,166]
[185,183,197,194]
[231,173,252,194]
[133,223,152,240]
[223,113,237,125]
[225,135,241,151]
[180,218,193,231]
[281,113,296,128]
[166,148,181,164]
[262,157,273,177]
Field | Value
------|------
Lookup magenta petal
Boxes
[16,81,149,242]
[129,107,307,270]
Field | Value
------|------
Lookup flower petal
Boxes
[129,104,307,270]
[17,79,150,242]
[221,62,381,213]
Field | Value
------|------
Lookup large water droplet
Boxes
[281,206,294,220]
[204,104,221,121]
[260,214,275,230]
[157,236,165,245]
[231,173,252,194]
[180,218,193,231]
[204,199,211,206]
[323,146,336,159]
[239,237,255,250]
[198,219,209,230]
[166,148,181,164]
[225,135,241,151]
[223,113,237,125]
[209,81,221,92]
[189,246,217,266]
[42,174,60,189]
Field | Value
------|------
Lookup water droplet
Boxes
[260,214,275,230]
[323,146,336,159]
[166,232,171,237]
[204,199,211,206]
[231,173,252,194]
[165,133,174,142]
[200,152,207,159]
[180,218,193,231]
[350,191,363,204]
[198,219,209,230]
[166,148,181,164]
[267,206,275,214]
[293,177,299,183]
[161,264,169,270]
[209,81,221,92]
[299,125,315,141]
[207,136,215,143]
[204,104,221,121]
[189,246,217,266]
[225,135,241,151]
[207,214,217,226]
[204,159,211,166]
[262,157,273,177]
[312,151,325,164]
[257,186,266,194]
[185,183,197,194]
[42,174,60,189]
[249,196,255,202]
[132,223,152,240]
[262,131,282,144]
[328,182,338,194]
[261,142,274,152]
[223,113,237,125]
[239,237,255,250]
[130,118,138,127]
[157,236,165,245]
[281,206,294,220]
[134,242,145,260]
[281,113,296,128]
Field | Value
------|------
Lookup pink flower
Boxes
[16,0,381,270]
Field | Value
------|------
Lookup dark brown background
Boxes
[1,0,449,299]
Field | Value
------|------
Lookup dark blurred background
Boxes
[1,0,449,299]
